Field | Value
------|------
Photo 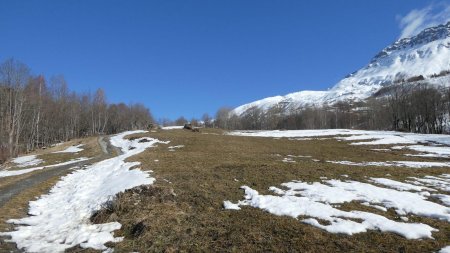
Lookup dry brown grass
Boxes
[89,129,450,253]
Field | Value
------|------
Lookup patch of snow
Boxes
[409,175,450,192]
[282,157,296,163]
[433,194,450,206]
[227,183,438,239]
[12,155,43,168]
[229,130,450,159]
[53,144,84,153]
[0,167,45,178]
[327,160,450,168]
[400,145,450,158]
[168,145,184,149]
[0,157,90,178]
[287,155,312,158]
[370,178,434,192]
[0,130,165,252]
[168,145,184,152]
[440,246,450,253]
[161,126,184,130]
[225,176,450,239]
[223,201,241,210]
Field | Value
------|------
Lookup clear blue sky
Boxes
[0,0,446,120]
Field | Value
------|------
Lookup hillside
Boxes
[233,22,450,116]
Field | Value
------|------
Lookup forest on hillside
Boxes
[0,58,154,162]
[214,81,450,134]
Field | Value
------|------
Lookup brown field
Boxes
[85,129,450,253]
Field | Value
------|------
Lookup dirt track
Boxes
[0,136,119,252]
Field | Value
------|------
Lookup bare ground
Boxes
[87,129,450,253]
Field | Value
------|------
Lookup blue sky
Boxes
[0,0,448,120]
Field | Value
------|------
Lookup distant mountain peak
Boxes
[232,22,450,116]
[373,21,450,63]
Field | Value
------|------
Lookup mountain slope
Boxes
[233,22,450,116]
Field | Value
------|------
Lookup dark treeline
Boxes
[0,58,154,162]
[215,81,450,134]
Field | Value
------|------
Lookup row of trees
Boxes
[0,58,154,162]
[214,82,450,134]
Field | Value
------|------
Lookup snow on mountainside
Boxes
[233,22,450,116]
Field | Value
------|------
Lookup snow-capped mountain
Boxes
[233,22,450,116]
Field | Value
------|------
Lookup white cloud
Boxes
[398,3,450,39]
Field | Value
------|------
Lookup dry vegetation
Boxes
[87,129,450,253]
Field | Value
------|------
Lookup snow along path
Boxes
[0,157,90,178]
[0,131,167,252]
[225,177,450,239]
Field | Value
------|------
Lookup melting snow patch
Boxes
[0,131,165,252]
[223,200,241,210]
[0,157,90,178]
[440,246,450,253]
[225,177,450,239]
[161,126,184,130]
[400,145,450,158]
[12,155,43,168]
[282,157,296,163]
[327,160,450,168]
[370,178,434,192]
[54,144,84,153]
[409,175,450,192]
[168,145,184,151]
[229,129,450,158]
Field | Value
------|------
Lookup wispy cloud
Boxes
[398,3,450,39]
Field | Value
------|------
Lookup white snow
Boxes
[401,145,450,158]
[0,167,45,178]
[370,177,434,192]
[225,177,450,239]
[168,145,184,151]
[441,246,450,253]
[229,129,450,160]
[409,175,450,192]
[53,144,84,153]
[232,23,450,116]
[0,130,166,252]
[327,160,450,168]
[168,145,184,149]
[433,194,450,206]
[161,126,184,130]
[12,155,43,168]
[223,200,241,210]
[0,157,90,178]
